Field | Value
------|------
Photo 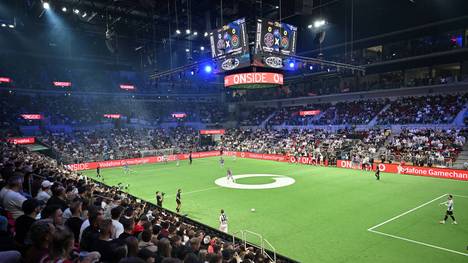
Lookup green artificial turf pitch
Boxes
[82,157,468,263]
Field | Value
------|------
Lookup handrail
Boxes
[235,230,278,262]
[263,238,277,262]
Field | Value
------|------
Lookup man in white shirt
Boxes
[36,180,53,203]
[440,195,457,224]
[2,175,27,220]
[219,209,228,233]
[110,206,124,239]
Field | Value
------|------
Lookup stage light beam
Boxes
[43,2,50,10]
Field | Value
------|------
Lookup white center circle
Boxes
[215,174,295,189]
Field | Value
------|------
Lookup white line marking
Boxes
[452,194,468,198]
[369,229,468,257]
[166,187,220,197]
[368,193,447,231]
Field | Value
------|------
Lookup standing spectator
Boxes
[15,199,41,247]
[64,199,84,242]
[36,180,53,203]
[111,206,124,239]
[2,175,27,220]
[46,185,68,211]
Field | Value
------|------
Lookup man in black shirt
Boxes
[156,191,164,207]
[64,199,83,242]
[189,151,193,165]
[117,217,135,242]
[15,198,41,247]
[176,189,182,213]
[375,167,381,180]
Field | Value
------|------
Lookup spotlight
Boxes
[289,62,295,68]
[204,32,208,37]
[309,65,314,70]
[185,48,190,53]
[73,9,80,14]
[190,70,195,76]
[193,31,198,36]
[1,24,6,27]
[176,29,181,34]
[204,65,212,73]
[62,7,67,12]
[82,12,87,18]
[200,46,205,51]
[307,24,313,29]
[8,24,14,28]
[43,2,50,10]
[185,29,191,34]
[314,19,326,29]
[275,6,279,9]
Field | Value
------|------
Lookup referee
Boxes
[176,189,182,213]
[440,195,457,224]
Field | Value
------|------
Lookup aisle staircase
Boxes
[453,143,468,169]
[261,112,278,128]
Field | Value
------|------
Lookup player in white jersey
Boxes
[176,155,180,167]
[439,195,457,224]
[226,168,235,183]
[123,162,130,175]
[219,209,228,233]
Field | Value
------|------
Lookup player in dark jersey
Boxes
[375,167,380,180]
[156,191,164,207]
[189,151,193,165]
[96,165,101,178]
[176,189,182,213]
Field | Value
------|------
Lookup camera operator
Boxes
[155,191,164,207]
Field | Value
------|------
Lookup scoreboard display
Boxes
[253,19,298,69]
[209,18,250,73]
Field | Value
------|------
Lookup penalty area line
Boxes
[368,193,447,231]
[368,229,468,257]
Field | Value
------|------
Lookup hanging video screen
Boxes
[209,18,250,73]
[253,19,298,69]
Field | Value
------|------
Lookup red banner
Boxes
[224,72,283,87]
[120,84,135,90]
[172,113,187,119]
[200,129,225,135]
[7,137,35,145]
[103,114,121,119]
[337,160,468,181]
[299,110,321,116]
[21,114,43,120]
[0,77,11,83]
[53,81,72,87]
[65,151,220,171]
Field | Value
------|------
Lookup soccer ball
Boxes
[251,208,255,212]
